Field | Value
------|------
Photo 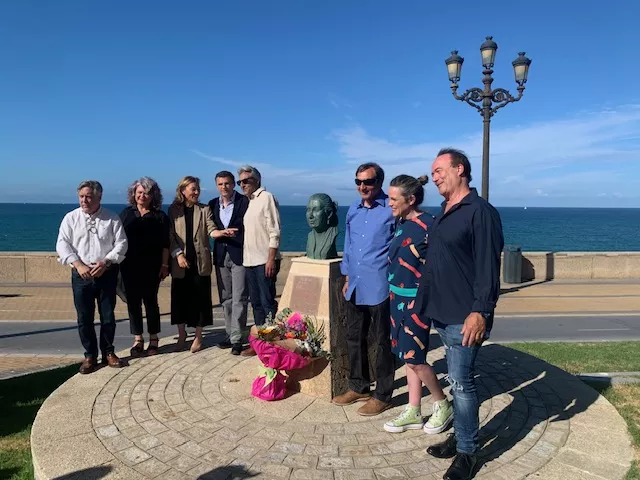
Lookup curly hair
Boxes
[127,177,163,210]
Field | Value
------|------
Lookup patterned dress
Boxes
[388,212,434,364]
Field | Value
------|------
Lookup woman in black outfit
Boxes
[119,177,170,356]
[169,176,223,352]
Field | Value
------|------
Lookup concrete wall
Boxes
[1,251,640,284]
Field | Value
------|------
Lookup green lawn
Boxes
[507,341,640,374]
[0,364,78,480]
[509,341,640,479]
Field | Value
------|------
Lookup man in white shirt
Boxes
[236,165,281,356]
[56,180,128,374]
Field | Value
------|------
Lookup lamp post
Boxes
[445,37,531,202]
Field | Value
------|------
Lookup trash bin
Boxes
[503,245,522,284]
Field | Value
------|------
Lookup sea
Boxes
[1,203,640,252]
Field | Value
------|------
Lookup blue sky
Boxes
[1,0,639,207]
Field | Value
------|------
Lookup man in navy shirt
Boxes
[419,148,504,480]
[332,162,396,416]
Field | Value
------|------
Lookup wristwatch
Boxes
[104,260,112,268]
[478,312,492,321]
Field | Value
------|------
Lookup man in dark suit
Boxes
[208,171,250,355]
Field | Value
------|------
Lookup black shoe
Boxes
[443,453,477,480]
[427,433,457,459]
[231,343,243,355]
[218,339,233,349]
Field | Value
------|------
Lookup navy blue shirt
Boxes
[418,188,504,327]
[340,191,395,306]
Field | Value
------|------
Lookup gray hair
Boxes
[237,165,261,186]
[127,177,163,210]
[77,180,103,198]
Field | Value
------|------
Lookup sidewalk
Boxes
[30,337,634,479]
[1,280,640,380]
[2,279,640,322]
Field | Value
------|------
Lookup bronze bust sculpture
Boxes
[305,193,339,260]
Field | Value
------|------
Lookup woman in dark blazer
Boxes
[119,177,170,357]
[169,176,226,352]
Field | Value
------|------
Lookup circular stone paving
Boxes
[32,339,634,480]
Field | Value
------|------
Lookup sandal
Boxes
[147,339,159,356]
[130,340,145,357]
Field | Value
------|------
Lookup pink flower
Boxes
[287,312,303,326]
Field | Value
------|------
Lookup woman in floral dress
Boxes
[383,174,453,434]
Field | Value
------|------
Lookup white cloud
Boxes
[327,93,353,110]
[330,104,640,204]
[194,104,640,206]
[190,149,306,178]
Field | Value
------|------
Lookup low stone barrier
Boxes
[2,251,640,284]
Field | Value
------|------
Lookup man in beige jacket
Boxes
[236,165,281,356]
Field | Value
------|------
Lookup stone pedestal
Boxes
[279,256,379,401]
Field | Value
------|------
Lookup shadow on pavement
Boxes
[475,344,600,470]
[52,465,112,479]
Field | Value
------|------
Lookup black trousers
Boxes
[345,293,395,403]
[170,269,214,328]
[71,267,118,359]
[122,271,161,336]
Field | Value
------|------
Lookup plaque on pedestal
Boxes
[279,256,379,400]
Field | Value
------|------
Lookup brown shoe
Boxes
[79,357,97,374]
[332,390,371,406]
[103,353,122,368]
[357,398,393,416]
[240,346,257,357]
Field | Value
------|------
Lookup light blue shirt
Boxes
[219,192,237,228]
[340,192,395,306]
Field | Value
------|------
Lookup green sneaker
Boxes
[423,398,454,434]
[383,405,424,433]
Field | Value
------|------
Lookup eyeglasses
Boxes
[354,178,378,186]
[236,179,253,186]
[86,218,97,234]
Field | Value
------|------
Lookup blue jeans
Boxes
[72,267,118,359]
[246,260,280,326]
[434,320,490,455]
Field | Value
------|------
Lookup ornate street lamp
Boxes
[445,37,531,202]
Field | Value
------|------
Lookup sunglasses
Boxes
[354,178,378,186]
[236,179,253,186]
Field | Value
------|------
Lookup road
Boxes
[1,314,640,355]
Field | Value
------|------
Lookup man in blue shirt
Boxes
[332,162,396,416]
[419,148,504,480]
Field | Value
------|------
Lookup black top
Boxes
[416,188,504,328]
[119,206,170,277]
[183,205,197,266]
[208,191,249,266]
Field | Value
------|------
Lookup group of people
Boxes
[56,147,503,480]
[55,164,281,372]
[333,148,503,480]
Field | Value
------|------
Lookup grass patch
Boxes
[0,364,78,480]
[507,341,640,374]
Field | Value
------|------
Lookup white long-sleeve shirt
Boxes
[243,187,281,267]
[56,207,128,266]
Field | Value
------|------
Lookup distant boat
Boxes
[524,206,527,210]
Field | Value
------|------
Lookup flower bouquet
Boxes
[249,308,331,401]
